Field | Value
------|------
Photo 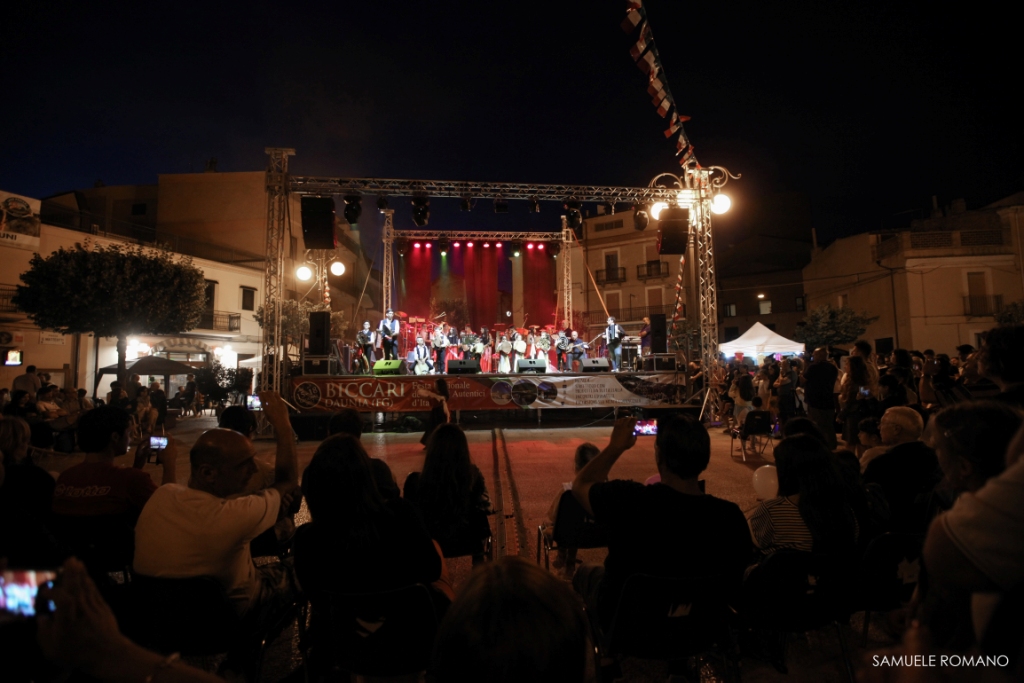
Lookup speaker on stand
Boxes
[300,197,338,250]
[308,311,332,357]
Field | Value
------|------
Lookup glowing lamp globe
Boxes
[296,266,313,281]
[711,194,732,214]
[330,261,345,276]
[651,201,668,220]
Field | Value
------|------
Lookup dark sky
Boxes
[2,1,1020,244]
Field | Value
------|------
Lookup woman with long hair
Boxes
[404,423,492,562]
[747,435,858,558]
[729,373,756,427]
[839,355,877,446]
[417,378,450,446]
[294,435,451,622]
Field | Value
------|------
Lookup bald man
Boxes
[133,392,300,628]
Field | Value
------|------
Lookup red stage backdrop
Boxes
[523,245,556,329]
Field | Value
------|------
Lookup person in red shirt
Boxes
[51,405,177,570]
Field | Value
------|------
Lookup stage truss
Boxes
[262,164,735,418]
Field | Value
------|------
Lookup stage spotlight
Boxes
[496,242,502,248]
[343,195,362,225]
[467,241,474,247]
[376,196,389,212]
[528,196,541,213]
[527,243,534,250]
[425,242,432,249]
[413,242,421,249]
[711,193,732,214]
[438,236,450,255]
[460,197,473,212]
[396,238,409,256]
[296,265,313,281]
[537,243,544,250]
[548,242,561,257]
[650,202,668,220]
[483,242,490,248]
[634,206,650,231]
[563,197,583,238]
[330,261,345,276]
[511,240,523,257]
[411,194,430,226]
[453,241,460,248]
[494,196,509,213]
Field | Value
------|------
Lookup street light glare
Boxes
[296,265,313,281]
[651,201,668,220]
[330,261,345,276]
[711,193,732,214]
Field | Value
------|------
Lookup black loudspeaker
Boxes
[373,359,404,376]
[581,358,611,373]
[516,358,546,374]
[303,357,333,375]
[308,312,331,356]
[650,313,667,354]
[643,354,676,371]
[657,206,690,255]
[448,359,481,375]
[300,197,338,250]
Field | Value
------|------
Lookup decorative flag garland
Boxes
[622,1,696,167]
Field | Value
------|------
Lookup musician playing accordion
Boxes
[357,321,377,368]
[378,309,400,360]
[604,316,625,372]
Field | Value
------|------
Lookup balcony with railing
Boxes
[636,261,669,280]
[198,310,241,332]
[963,295,1004,317]
[0,284,18,313]
[872,228,1013,261]
[596,267,627,285]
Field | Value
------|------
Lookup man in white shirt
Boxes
[378,309,400,360]
[133,391,300,629]
[12,365,42,399]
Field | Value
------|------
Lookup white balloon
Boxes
[752,464,778,500]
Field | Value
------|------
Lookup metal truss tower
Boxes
[261,147,294,394]
[381,209,395,313]
[561,217,573,328]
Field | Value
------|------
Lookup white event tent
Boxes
[718,322,805,359]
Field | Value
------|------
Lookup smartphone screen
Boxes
[149,436,168,450]
[0,570,57,619]
[859,386,870,398]
[633,419,658,436]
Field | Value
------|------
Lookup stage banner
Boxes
[0,190,42,250]
[290,373,687,413]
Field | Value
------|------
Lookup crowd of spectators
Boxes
[2,323,1022,681]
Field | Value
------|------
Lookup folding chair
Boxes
[537,490,609,571]
[601,574,741,681]
[856,533,924,644]
[303,584,439,682]
[739,550,856,682]
[730,410,774,461]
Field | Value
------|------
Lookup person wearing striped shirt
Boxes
[747,435,858,559]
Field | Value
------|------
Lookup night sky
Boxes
[2,2,1020,245]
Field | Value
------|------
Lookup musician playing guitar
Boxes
[378,309,400,360]
[604,316,626,372]
[569,330,589,372]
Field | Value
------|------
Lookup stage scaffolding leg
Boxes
[561,219,572,326]
[381,209,394,315]
[694,178,721,424]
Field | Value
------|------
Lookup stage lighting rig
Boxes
[411,194,430,226]
[376,196,389,212]
[342,195,362,225]
[601,201,615,215]
[548,241,561,257]
[511,240,523,257]
[633,205,650,231]
[563,197,583,237]
[528,196,541,213]
[395,238,408,256]
[494,196,508,213]
[460,197,473,212]
[438,236,450,255]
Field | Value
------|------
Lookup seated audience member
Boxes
[921,422,1024,652]
[34,558,225,683]
[857,417,882,459]
[780,416,829,447]
[147,383,167,426]
[328,407,364,438]
[729,373,756,430]
[542,442,601,577]
[294,435,450,650]
[133,386,158,434]
[978,324,1024,408]
[404,423,492,562]
[369,458,401,502]
[572,415,751,630]
[747,435,858,559]
[3,389,38,419]
[218,405,257,439]
[0,417,62,567]
[430,556,591,683]
[75,388,94,413]
[863,406,940,534]
[35,385,69,421]
[132,392,300,626]
[860,406,925,472]
[51,405,177,565]
[927,401,1023,500]
[105,382,129,409]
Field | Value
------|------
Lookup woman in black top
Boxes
[418,378,450,446]
[404,423,492,563]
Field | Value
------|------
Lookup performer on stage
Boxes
[446,323,461,364]
[640,316,652,357]
[479,326,493,372]
[460,324,478,360]
[569,331,589,372]
[497,334,513,374]
[604,316,625,372]
[378,309,400,360]
[356,321,377,371]
[555,330,571,372]
[507,326,523,370]
[412,336,434,375]
[433,323,450,374]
